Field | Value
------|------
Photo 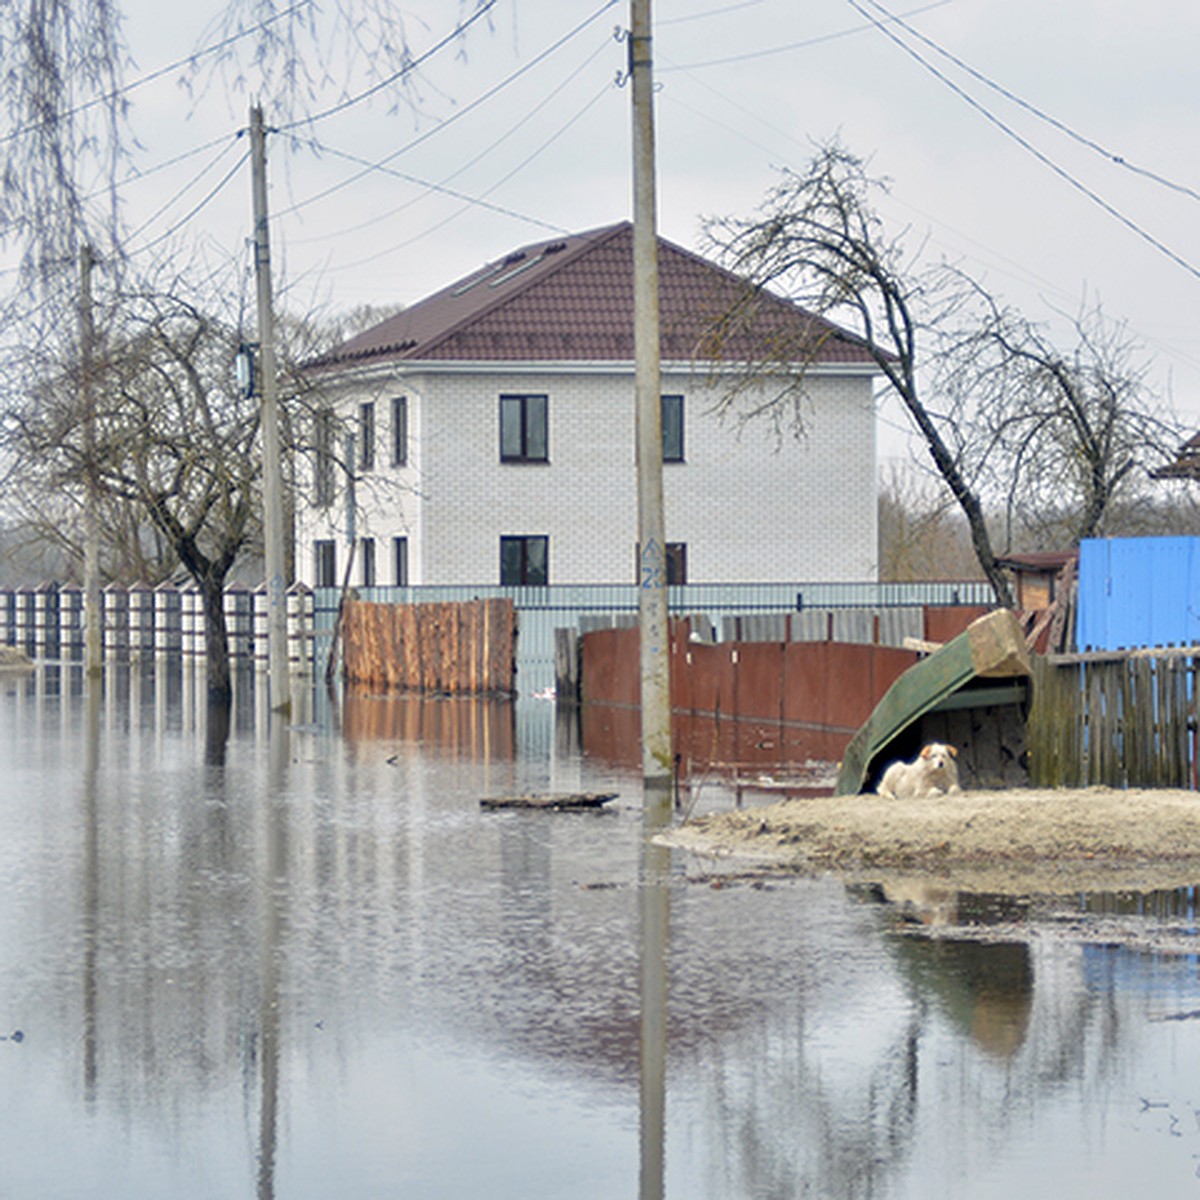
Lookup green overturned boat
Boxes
[834,609,1033,796]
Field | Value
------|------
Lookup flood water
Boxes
[3,663,1200,1199]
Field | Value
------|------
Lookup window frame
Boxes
[662,394,684,463]
[314,539,337,588]
[665,541,687,585]
[314,408,335,508]
[499,394,549,463]
[500,535,549,585]
[393,535,409,586]
[359,401,376,471]
[360,537,376,587]
[392,396,408,466]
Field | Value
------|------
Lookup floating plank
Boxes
[480,791,618,811]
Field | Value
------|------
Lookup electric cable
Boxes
[0,0,315,149]
[859,0,1200,206]
[274,0,619,221]
[287,36,613,246]
[275,0,502,132]
[312,79,612,275]
[660,0,950,71]
[844,0,1200,283]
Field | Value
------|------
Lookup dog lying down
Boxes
[876,743,961,800]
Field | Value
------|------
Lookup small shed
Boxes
[995,551,1077,612]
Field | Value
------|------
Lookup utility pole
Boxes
[249,104,291,715]
[630,0,672,786]
[80,244,102,681]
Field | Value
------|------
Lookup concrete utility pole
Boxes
[249,104,291,715]
[79,244,102,681]
[630,0,672,786]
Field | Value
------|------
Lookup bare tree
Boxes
[944,291,1182,549]
[703,141,1183,607]
[2,272,262,700]
[701,141,1016,607]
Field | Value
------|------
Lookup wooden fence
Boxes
[341,597,517,695]
[1028,649,1198,788]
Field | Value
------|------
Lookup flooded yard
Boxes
[2,663,1200,1198]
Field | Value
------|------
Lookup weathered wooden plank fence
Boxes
[341,597,517,695]
[1028,649,1198,788]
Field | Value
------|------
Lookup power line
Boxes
[660,0,951,71]
[124,147,251,260]
[274,0,619,221]
[658,0,770,25]
[0,0,315,149]
[123,135,245,246]
[289,139,569,240]
[859,0,1200,206]
[844,0,1200,284]
[276,0,503,132]
[287,36,614,247]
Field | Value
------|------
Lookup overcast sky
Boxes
[115,0,1200,462]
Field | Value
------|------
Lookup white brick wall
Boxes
[295,362,879,586]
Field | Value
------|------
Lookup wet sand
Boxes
[664,786,1200,895]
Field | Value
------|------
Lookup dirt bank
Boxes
[664,786,1200,895]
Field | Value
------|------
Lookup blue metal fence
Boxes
[1077,537,1200,651]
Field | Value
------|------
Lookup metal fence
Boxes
[324,580,996,695]
[1,579,996,697]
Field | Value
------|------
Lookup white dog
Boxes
[876,743,960,800]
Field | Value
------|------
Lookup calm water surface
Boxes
[2,664,1200,1199]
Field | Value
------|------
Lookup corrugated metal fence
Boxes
[1,579,996,697]
[329,581,996,695]
[1077,536,1200,651]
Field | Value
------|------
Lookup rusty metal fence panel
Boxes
[318,581,994,697]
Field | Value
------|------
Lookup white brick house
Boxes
[297,222,882,588]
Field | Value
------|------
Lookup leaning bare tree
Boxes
[703,141,1182,607]
[702,141,1016,607]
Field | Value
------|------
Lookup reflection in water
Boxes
[81,680,101,1103]
[3,664,1200,1198]
[894,938,1034,1059]
[256,721,288,1200]
[640,781,671,1200]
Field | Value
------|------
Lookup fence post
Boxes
[32,584,52,659]
[154,583,180,660]
[129,584,152,660]
[253,584,270,667]
[287,583,310,668]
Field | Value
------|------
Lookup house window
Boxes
[392,396,408,466]
[360,537,376,587]
[314,408,335,508]
[500,535,548,585]
[636,541,688,586]
[359,401,376,471]
[666,542,687,585]
[662,395,684,463]
[393,536,409,586]
[500,394,548,463]
[314,539,337,588]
